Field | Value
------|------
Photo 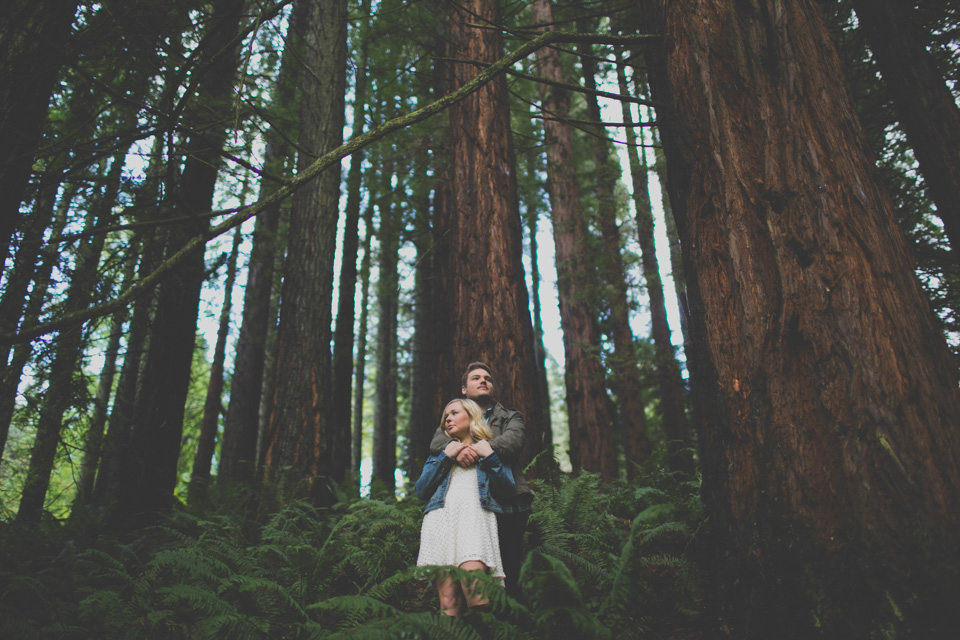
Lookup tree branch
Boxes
[1,30,658,345]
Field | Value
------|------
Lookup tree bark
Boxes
[532,0,616,480]
[260,0,347,507]
[850,0,960,265]
[329,0,371,486]
[577,25,651,474]
[220,3,301,487]
[641,0,960,635]
[0,1,78,272]
[616,62,693,475]
[371,169,400,495]
[431,0,548,470]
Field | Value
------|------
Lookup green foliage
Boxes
[0,470,706,638]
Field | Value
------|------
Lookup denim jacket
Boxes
[414,450,516,515]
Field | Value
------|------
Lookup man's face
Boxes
[462,368,494,403]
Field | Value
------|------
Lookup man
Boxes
[429,361,532,599]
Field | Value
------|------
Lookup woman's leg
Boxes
[458,560,491,609]
[436,573,463,616]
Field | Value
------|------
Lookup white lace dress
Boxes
[417,464,505,581]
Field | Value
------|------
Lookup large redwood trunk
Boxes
[432,0,547,464]
[642,0,960,636]
[220,3,302,487]
[532,0,616,480]
[260,0,347,507]
[850,0,960,264]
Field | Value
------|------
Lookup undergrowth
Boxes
[0,457,706,639]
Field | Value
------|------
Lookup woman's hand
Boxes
[444,441,466,458]
[471,440,493,458]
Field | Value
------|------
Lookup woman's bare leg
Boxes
[436,574,463,616]
[458,560,490,609]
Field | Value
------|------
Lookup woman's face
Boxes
[443,401,471,440]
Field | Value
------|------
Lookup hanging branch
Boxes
[1,30,658,345]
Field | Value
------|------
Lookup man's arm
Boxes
[487,409,525,463]
[428,425,448,454]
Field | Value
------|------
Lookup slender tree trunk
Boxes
[117,0,246,524]
[220,3,302,486]
[18,157,114,520]
[260,0,347,507]
[190,225,242,491]
[0,1,78,272]
[532,0,615,480]
[371,169,400,495]
[577,24,650,474]
[525,159,553,454]
[641,0,960,635]
[617,62,692,474]
[73,245,138,508]
[434,0,547,471]
[850,0,960,263]
[329,0,371,486]
[0,184,71,461]
[352,202,374,481]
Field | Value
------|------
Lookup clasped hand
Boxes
[443,440,494,466]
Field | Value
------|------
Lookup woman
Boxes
[415,398,516,616]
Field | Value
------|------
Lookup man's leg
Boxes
[496,510,529,599]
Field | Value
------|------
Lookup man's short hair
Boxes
[461,361,493,387]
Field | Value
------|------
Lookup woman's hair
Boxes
[440,398,494,442]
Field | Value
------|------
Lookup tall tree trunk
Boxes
[407,160,438,480]
[532,0,615,480]
[617,62,693,474]
[850,0,960,263]
[17,155,115,520]
[260,0,347,507]
[525,157,553,454]
[352,202,374,481]
[0,183,72,461]
[190,225,242,492]
[371,168,400,495]
[329,0,371,487]
[434,0,547,470]
[0,1,78,272]
[220,3,302,487]
[577,22,651,473]
[641,0,960,635]
[116,0,246,524]
[73,243,138,508]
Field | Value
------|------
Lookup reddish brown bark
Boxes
[431,0,547,467]
[850,0,960,264]
[642,0,960,635]
[260,0,347,507]
[532,0,616,481]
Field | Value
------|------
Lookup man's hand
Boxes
[455,446,480,467]
[471,440,494,458]
[444,441,466,459]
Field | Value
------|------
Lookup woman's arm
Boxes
[476,450,516,493]
[414,453,455,500]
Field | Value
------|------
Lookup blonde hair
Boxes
[440,398,494,442]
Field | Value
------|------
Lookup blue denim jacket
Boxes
[414,450,516,514]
